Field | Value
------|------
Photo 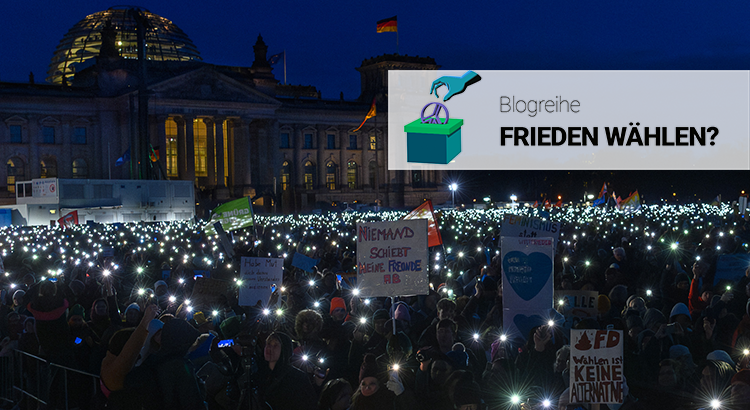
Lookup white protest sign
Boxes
[356,219,428,297]
[501,236,554,341]
[239,257,283,306]
[570,329,625,405]
[502,214,560,247]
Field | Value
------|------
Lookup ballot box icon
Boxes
[405,102,463,164]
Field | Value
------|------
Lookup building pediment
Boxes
[149,67,281,106]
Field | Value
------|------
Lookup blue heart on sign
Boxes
[513,314,545,340]
[503,251,552,301]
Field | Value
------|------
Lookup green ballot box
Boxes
[404,118,463,164]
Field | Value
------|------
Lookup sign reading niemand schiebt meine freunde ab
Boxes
[388,71,750,170]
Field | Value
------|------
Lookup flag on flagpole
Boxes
[402,200,443,247]
[617,191,641,213]
[204,197,255,235]
[58,210,79,227]
[376,16,397,33]
[592,182,607,206]
[532,201,539,208]
[268,51,284,65]
[115,148,130,167]
[353,97,376,132]
[149,145,160,162]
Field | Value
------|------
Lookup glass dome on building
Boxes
[47,6,201,84]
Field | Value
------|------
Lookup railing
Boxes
[1,350,101,410]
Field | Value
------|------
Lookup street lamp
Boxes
[510,194,518,208]
[450,183,458,207]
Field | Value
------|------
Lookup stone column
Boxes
[184,116,195,183]
[157,115,168,179]
[214,117,226,188]
[204,118,215,187]
[176,117,187,179]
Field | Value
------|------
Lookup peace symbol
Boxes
[420,102,450,125]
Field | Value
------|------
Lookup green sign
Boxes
[205,197,254,234]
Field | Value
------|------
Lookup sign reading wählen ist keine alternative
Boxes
[570,329,625,405]
[356,219,428,297]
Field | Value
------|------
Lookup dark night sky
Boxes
[2,1,749,202]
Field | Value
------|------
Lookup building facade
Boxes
[0,7,450,215]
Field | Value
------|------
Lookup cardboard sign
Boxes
[555,290,600,318]
[191,277,232,307]
[502,214,560,247]
[292,252,319,272]
[501,236,554,341]
[356,219,429,297]
[239,257,283,306]
[570,329,625,404]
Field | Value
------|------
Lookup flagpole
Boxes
[283,49,287,85]
[397,29,399,55]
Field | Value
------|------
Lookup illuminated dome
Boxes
[47,6,201,84]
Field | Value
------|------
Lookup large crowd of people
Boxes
[2,202,750,409]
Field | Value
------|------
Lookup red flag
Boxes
[376,16,397,33]
[555,200,562,207]
[403,200,443,247]
[58,210,78,227]
[353,97,376,132]
[544,200,551,209]
[532,201,539,208]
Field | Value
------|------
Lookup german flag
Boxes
[376,16,397,33]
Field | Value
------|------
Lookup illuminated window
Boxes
[43,127,55,144]
[369,135,377,150]
[10,125,22,143]
[326,161,337,190]
[41,157,57,178]
[165,118,178,177]
[6,158,24,193]
[281,161,291,191]
[72,127,87,144]
[369,161,377,187]
[72,158,88,179]
[304,160,315,190]
[194,119,207,177]
[347,161,358,189]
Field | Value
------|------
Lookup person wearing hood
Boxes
[256,331,317,410]
[351,352,418,410]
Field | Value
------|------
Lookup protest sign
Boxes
[239,257,283,306]
[501,236,554,341]
[356,219,428,297]
[292,252,319,272]
[714,254,750,286]
[570,329,625,405]
[191,277,232,306]
[502,214,561,247]
[555,290,599,318]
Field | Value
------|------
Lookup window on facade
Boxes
[326,162,337,190]
[72,159,88,179]
[412,170,424,188]
[43,126,55,144]
[327,134,336,149]
[6,158,24,193]
[304,133,313,149]
[281,161,291,191]
[280,132,290,148]
[10,125,22,143]
[72,127,87,144]
[369,161,377,188]
[349,135,357,149]
[41,158,57,178]
[304,160,315,190]
[194,119,208,177]
[166,118,178,178]
[369,135,377,150]
[347,161,358,189]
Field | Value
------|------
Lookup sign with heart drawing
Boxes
[502,236,554,341]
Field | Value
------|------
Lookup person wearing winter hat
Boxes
[669,302,693,331]
[257,331,317,410]
[317,378,353,410]
[352,352,414,410]
[451,380,483,410]
[123,303,141,327]
[330,296,350,323]
[219,315,240,339]
[730,369,750,406]
[706,350,735,368]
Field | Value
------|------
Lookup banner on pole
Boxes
[356,219,428,297]
[501,236,554,341]
[570,329,625,405]
[502,214,560,247]
[238,257,283,306]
